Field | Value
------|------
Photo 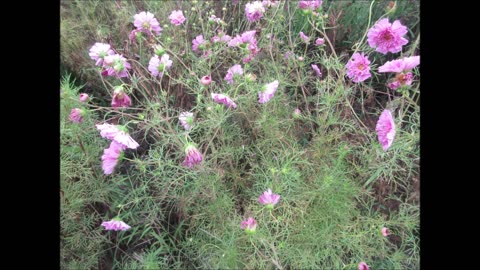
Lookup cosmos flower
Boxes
[133,11,162,35]
[245,1,265,22]
[179,112,194,131]
[211,93,237,108]
[88,43,114,66]
[169,10,186,26]
[103,54,131,78]
[182,143,203,168]
[378,55,420,90]
[101,218,131,231]
[375,109,396,151]
[315,38,325,45]
[345,52,371,83]
[224,64,243,84]
[241,217,257,234]
[258,80,279,104]
[201,75,212,85]
[69,108,85,123]
[381,227,390,237]
[367,18,408,54]
[111,87,132,108]
[258,189,281,209]
[311,64,322,77]
[101,141,125,175]
[79,93,89,102]
[298,0,322,10]
[358,261,369,270]
[96,123,139,149]
[148,54,173,78]
[299,31,310,43]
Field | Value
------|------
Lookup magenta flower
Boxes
[192,34,207,52]
[128,29,142,42]
[299,31,310,43]
[79,93,89,102]
[169,10,186,26]
[133,11,162,35]
[69,108,85,123]
[381,227,390,237]
[211,93,237,109]
[179,112,194,131]
[148,54,173,78]
[201,75,212,85]
[298,0,322,10]
[376,109,396,151]
[101,218,131,231]
[224,64,243,84]
[311,64,322,77]
[346,52,371,83]
[315,38,324,45]
[96,123,139,149]
[245,1,265,22]
[228,30,257,47]
[241,217,257,234]
[258,80,279,104]
[103,54,131,78]
[89,43,114,66]
[379,55,419,90]
[258,189,280,209]
[101,141,125,175]
[358,262,369,270]
[111,87,132,108]
[183,143,203,168]
[367,18,408,54]
[262,0,279,7]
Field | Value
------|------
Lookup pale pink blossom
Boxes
[293,108,301,118]
[262,0,279,7]
[358,262,369,270]
[241,217,257,234]
[258,189,280,209]
[201,75,212,85]
[183,144,203,168]
[103,54,131,78]
[69,108,84,123]
[311,64,322,77]
[245,1,265,22]
[148,54,173,78]
[111,87,132,108]
[101,141,125,175]
[211,93,237,108]
[298,0,322,10]
[79,93,89,102]
[258,80,279,104]
[367,18,408,54]
[89,43,114,66]
[192,34,207,52]
[376,109,396,151]
[169,10,186,26]
[96,123,139,149]
[346,52,371,83]
[378,56,420,73]
[101,219,131,231]
[382,227,390,237]
[133,11,162,35]
[315,38,325,45]
[299,31,310,43]
[179,112,194,131]
[224,64,243,84]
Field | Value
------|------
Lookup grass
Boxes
[61,0,420,269]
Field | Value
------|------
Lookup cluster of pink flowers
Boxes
[245,1,266,22]
[375,109,396,151]
[111,86,132,108]
[89,43,131,78]
[101,219,131,231]
[148,54,173,78]
[169,10,185,26]
[346,52,371,83]
[211,93,237,109]
[378,56,420,90]
[367,18,408,54]
[228,30,259,63]
[258,80,279,104]
[182,143,203,168]
[96,123,139,174]
[69,108,85,123]
[224,64,244,84]
[179,112,194,131]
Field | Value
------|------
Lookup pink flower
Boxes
[358,261,369,270]
[128,29,142,42]
[211,93,237,108]
[211,31,232,43]
[192,34,207,52]
[111,87,132,108]
[89,43,114,66]
[79,93,89,102]
[382,227,390,237]
[101,218,131,231]
[96,123,139,149]
[228,30,257,47]
[103,54,131,78]
[258,189,280,209]
[293,108,301,118]
[376,109,396,151]
[201,75,212,85]
[367,18,408,54]
[148,54,173,78]
[299,31,310,43]
[169,10,186,26]
[258,80,279,104]
[298,0,322,10]
[245,1,265,22]
[101,141,125,175]
[69,108,84,123]
[133,11,162,35]
[241,217,257,234]
[315,38,325,45]
[183,144,203,168]
[179,112,194,131]
[346,52,371,83]
[311,64,322,77]
[262,0,279,7]
[378,56,420,73]
[224,64,243,84]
